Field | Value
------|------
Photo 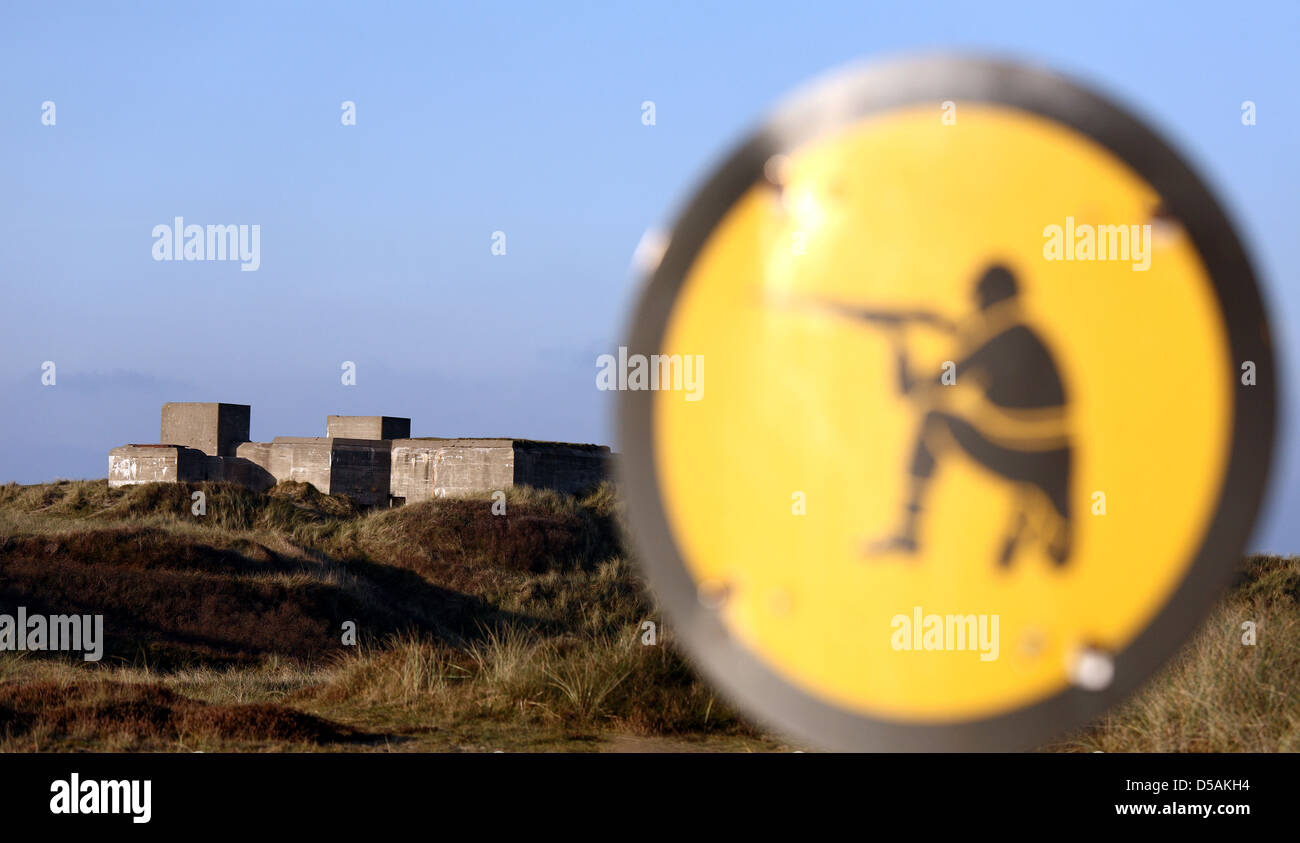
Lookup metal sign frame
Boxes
[617,55,1277,751]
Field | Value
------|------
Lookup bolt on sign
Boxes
[618,57,1277,751]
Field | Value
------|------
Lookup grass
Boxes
[0,676,356,752]
[1051,554,1300,752]
[0,478,1296,752]
[0,479,768,752]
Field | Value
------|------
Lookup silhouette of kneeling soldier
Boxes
[791,263,1073,568]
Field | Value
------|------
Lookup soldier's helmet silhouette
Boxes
[975,263,1017,309]
[868,263,1073,568]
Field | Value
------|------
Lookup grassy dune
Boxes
[0,479,1296,752]
[0,479,767,751]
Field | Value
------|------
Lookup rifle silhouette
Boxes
[765,292,958,334]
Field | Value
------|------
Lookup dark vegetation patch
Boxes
[0,480,628,667]
[354,495,623,593]
[102,480,363,531]
[0,680,358,747]
[1232,554,1300,605]
[0,479,361,531]
[0,527,492,667]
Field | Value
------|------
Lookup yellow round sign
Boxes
[618,57,1276,751]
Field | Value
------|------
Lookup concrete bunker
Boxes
[109,404,609,506]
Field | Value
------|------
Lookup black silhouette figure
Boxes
[790,264,1073,568]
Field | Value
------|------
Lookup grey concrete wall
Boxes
[389,438,515,499]
[235,442,274,475]
[388,439,609,500]
[328,439,392,507]
[203,455,276,491]
[433,442,515,498]
[109,445,274,491]
[160,402,250,456]
[390,442,436,503]
[513,442,610,495]
[247,437,392,506]
[326,416,410,440]
[108,445,208,487]
[268,437,334,494]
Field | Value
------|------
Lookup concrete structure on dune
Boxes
[108,403,610,506]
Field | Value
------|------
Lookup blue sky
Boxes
[1,1,1297,550]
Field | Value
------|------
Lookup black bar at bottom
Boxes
[3,752,1282,829]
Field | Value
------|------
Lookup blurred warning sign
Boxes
[618,57,1276,751]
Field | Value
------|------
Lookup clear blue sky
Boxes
[2,1,1297,550]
